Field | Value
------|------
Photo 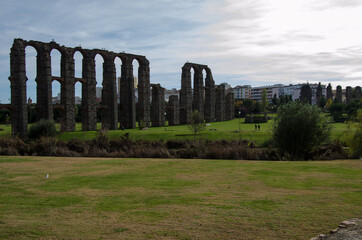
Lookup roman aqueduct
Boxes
[9,38,234,139]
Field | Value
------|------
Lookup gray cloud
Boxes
[0,0,362,103]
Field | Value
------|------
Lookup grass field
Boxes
[0,118,353,145]
[0,156,361,239]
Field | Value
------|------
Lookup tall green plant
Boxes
[272,102,331,160]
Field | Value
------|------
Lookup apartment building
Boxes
[231,85,251,99]
[251,84,282,102]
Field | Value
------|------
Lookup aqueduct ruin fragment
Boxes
[179,62,217,124]
[10,38,150,139]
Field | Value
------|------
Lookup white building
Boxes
[279,83,326,104]
[251,84,282,102]
[231,85,251,99]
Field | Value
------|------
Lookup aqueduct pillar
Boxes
[204,69,215,122]
[215,85,226,122]
[192,66,204,119]
[81,50,97,131]
[60,48,76,132]
[119,58,136,129]
[35,44,53,121]
[180,64,192,124]
[101,57,118,130]
[10,39,28,139]
[137,61,151,127]
[151,84,165,127]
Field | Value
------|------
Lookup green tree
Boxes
[272,102,331,160]
[261,89,269,113]
[300,84,312,104]
[329,102,346,122]
[345,109,362,158]
[318,96,326,109]
[188,110,206,141]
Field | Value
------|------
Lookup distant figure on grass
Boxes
[258,124,260,131]
[255,124,257,131]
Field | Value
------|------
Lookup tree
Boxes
[261,89,269,113]
[326,83,333,100]
[329,102,345,122]
[345,109,362,158]
[318,96,326,109]
[300,84,312,104]
[326,98,333,109]
[188,110,206,141]
[272,102,331,160]
[251,101,261,113]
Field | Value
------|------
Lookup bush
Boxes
[28,119,57,139]
[272,102,331,160]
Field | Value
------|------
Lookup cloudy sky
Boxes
[1,0,362,103]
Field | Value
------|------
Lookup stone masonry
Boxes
[180,62,215,124]
[225,92,234,121]
[356,86,361,99]
[10,39,237,140]
[167,95,179,126]
[215,84,226,122]
[336,85,342,103]
[346,86,352,104]
[9,38,150,140]
[151,84,165,127]
[326,83,333,100]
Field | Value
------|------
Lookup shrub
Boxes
[28,119,57,139]
[272,102,331,160]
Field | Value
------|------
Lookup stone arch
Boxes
[10,38,150,139]
[131,55,150,127]
[180,62,210,124]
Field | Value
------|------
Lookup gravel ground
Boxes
[310,218,362,240]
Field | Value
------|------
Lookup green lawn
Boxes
[0,156,360,239]
[0,118,353,145]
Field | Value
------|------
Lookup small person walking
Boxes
[255,124,257,131]
[258,124,260,131]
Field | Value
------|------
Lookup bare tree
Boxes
[188,110,206,141]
